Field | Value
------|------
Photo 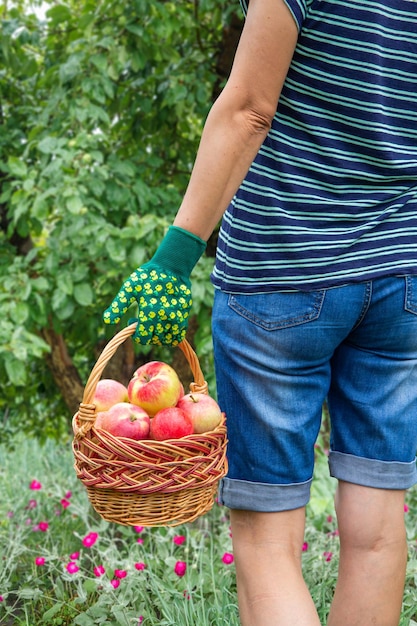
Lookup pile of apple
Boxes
[91,361,223,441]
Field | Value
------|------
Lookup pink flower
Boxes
[134,526,144,533]
[70,552,80,560]
[404,504,409,513]
[82,532,98,547]
[26,499,37,510]
[114,569,127,579]
[30,480,42,490]
[136,538,144,544]
[66,562,79,574]
[94,565,106,577]
[0,596,4,602]
[222,552,234,565]
[173,535,186,545]
[323,551,333,562]
[138,617,144,624]
[61,499,71,509]
[134,562,146,571]
[174,561,187,577]
[110,579,120,589]
[65,491,72,499]
[302,542,309,552]
[38,521,49,532]
[35,557,45,566]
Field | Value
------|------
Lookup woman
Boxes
[104,1,417,623]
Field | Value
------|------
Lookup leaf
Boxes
[82,578,97,594]
[37,136,60,155]
[73,283,94,306]
[52,287,69,313]
[110,159,136,178]
[18,587,42,600]
[73,614,95,626]
[66,196,84,214]
[90,53,107,73]
[23,178,34,192]
[105,238,126,263]
[59,55,82,84]
[46,4,72,24]
[126,24,144,37]
[59,273,73,295]
[128,243,147,266]
[42,602,64,620]
[32,196,49,220]
[53,576,66,600]
[7,156,27,178]
[32,276,49,291]
[14,301,29,324]
[55,299,75,320]
[4,354,26,386]
[0,184,12,203]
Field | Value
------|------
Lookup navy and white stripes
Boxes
[211,0,417,292]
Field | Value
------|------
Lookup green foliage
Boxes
[0,0,235,439]
[1,435,416,625]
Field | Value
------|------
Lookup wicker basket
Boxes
[72,322,228,527]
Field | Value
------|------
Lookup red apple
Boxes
[150,407,193,441]
[74,411,106,435]
[128,361,182,417]
[93,410,108,431]
[99,402,150,440]
[93,379,128,412]
[176,393,223,434]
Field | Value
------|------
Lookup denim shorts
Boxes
[213,276,417,512]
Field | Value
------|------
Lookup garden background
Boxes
[1,1,417,624]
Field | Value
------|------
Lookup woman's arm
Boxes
[173,0,299,241]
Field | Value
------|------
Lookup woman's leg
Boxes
[327,481,407,626]
[230,507,321,626]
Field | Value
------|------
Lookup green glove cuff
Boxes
[150,226,206,280]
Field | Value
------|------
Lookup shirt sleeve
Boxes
[281,0,309,30]
[239,0,311,32]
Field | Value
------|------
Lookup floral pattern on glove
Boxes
[103,267,192,346]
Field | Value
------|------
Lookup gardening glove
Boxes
[103,225,206,346]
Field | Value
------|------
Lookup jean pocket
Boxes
[228,290,326,331]
[405,276,417,315]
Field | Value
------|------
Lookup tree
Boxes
[0,0,242,442]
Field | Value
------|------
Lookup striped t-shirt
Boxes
[211,0,417,293]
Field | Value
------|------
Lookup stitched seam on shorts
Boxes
[351,281,372,331]
[405,276,417,315]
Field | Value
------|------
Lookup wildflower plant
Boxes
[0,435,416,625]
[0,437,238,625]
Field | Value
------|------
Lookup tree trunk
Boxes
[41,327,84,416]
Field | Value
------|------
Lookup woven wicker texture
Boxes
[72,322,228,527]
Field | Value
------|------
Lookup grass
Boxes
[0,434,417,625]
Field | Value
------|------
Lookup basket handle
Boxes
[75,323,208,439]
